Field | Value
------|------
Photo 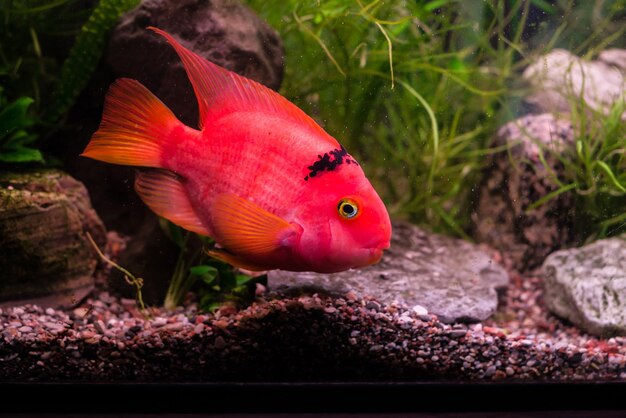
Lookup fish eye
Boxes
[337,198,359,219]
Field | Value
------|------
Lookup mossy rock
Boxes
[0,169,106,308]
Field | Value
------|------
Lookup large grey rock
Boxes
[107,0,284,126]
[543,236,626,337]
[472,113,577,271]
[269,221,509,323]
[523,49,625,118]
[0,170,107,309]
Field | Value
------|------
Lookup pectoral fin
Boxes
[211,194,300,260]
[135,170,211,236]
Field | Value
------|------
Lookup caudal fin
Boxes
[82,78,181,167]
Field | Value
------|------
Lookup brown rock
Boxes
[0,169,106,308]
[471,114,577,271]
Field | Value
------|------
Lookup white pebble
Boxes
[164,322,184,332]
[44,322,65,331]
[152,318,168,327]
[412,305,428,316]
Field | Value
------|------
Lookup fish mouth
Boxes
[365,241,390,266]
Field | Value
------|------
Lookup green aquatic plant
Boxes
[47,0,140,123]
[530,98,626,241]
[0,96,44,164]
[0,0,139,162]
[160,220,263,311]
[195,264,262,313]
[246,0,625,237]
[0,0,85,164]
[245,0,528,234]
[1,0,93,118]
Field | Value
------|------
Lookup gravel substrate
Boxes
[2,234,626,382]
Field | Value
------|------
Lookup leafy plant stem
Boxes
[395,78,439,203]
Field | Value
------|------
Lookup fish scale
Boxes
[182,114,326,219]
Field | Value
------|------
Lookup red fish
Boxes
[82,27,391,273]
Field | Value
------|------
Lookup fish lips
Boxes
[365,240,390,266]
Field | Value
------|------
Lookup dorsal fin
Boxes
[147,27,338,146]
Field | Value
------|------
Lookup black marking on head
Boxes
[304,145,358,181]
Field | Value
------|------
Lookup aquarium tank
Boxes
[1,0,625,413]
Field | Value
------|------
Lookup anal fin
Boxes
[135,170,210,237]
[207,248,269,272]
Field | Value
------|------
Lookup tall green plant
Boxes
[530,99,626,241]
[46,0,140,123]
[160,220,263,311]
[0,0,139,165]
[0,96,43,163]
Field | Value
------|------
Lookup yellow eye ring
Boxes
[337,198,359,220]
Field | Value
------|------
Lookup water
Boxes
[0,0,625,413]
